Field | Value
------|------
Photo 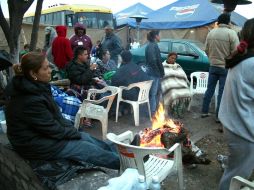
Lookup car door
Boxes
[171,42,202,76]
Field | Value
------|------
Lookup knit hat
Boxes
[121,50,132,63]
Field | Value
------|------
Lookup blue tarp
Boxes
[128,0,246,29]
[115,3,153,27]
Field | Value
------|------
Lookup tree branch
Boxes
[0,5,10,45]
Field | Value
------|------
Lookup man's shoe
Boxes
[201,113,210,118]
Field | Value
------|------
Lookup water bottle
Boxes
[217,154,228,170]
[135,175,147,190]
[149,176,161,190]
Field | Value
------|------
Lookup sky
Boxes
[1,0,254,19]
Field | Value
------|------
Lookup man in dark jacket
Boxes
[101,24,123,63]
[66,46,107,94]
[112,50,150,100]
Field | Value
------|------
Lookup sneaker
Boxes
[201,113,210,118]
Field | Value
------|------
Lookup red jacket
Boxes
[52,26,73,69]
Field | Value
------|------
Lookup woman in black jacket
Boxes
[145,30,165,116]
[4,52,119,169]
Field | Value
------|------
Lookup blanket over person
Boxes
[161,61,191,115]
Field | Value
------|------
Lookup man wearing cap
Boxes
[101,24,123,63]
[201,13,239,123]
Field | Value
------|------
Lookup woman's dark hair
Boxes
[167,52,178,59]
[147,30,160,42]
[13,52,45,80]
[240,18,254,50]
[74,46,87,60]
[225,18,254,68]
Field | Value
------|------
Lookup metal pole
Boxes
[137,22,140,43]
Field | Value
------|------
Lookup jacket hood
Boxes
[5,76,51,97]
[56,25,67,37]
[74,23,86,35]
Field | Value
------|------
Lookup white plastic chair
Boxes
[74,86,119,139]
[188,72,209,111]
[229,176,254,190]
[115,80,153,126]
[106,131,184,189]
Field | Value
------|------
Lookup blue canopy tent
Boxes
[114,3,153,27]
[127,0,246,29]
[128,0,220,29]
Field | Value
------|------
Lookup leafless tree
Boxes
[30,0,43,51]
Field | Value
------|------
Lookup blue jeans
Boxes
[54,132,120,169]
[202,66,227,117]
[219,128,254,190]
[149,76,161,116]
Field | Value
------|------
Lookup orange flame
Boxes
[140,103,181,147]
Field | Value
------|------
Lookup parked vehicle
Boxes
[130,39,210,76]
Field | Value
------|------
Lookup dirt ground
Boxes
[0,93,229,189]
[85,94,228,190]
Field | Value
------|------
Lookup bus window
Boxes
[45,14,53,25]
[76,13,97,29]
[65,14,74,27]
[40,15,45,24]
[97,13,113,29]
[53,12,62,25]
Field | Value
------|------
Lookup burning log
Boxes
[139,103,211,166]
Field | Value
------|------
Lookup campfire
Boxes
[139,103,210,166]
[140,103,190,148]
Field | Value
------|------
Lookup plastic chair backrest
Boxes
[107,131,183,189]
[127,80,153,102]
[229,176,254,190]
[190,72,209,95]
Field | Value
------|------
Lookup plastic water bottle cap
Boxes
[152,176,159,183]
[138,175,145,183]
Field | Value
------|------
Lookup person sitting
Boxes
[66,47,106,127]
[19,44,30,61]
[91,40,101,57]
[111,50,150,115]
[66,46,105,101]
[4,52,120,170]
[161,52,191,118]
[95,49,117,82]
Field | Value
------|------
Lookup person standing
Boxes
[201,13,239,122]
[145,30,164,116]
[70,23,93,54]
[51,25,73,70]
[218,18,254,190]
[101,24,123,63]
